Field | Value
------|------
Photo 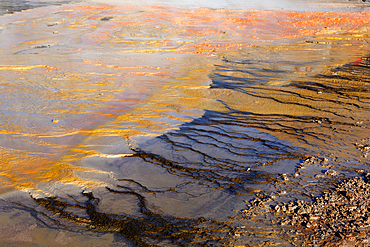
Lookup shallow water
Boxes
[0,0,70,15]
[1,0,370,246]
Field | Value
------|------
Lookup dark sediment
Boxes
[32,188,233,246]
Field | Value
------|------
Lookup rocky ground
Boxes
[277,174,370,246]
[244,173,370,246]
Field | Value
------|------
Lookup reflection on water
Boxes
[1,1,370,246]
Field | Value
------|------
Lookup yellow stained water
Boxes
[1,3,370,198]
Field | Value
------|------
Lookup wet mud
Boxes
[1,1,370,246]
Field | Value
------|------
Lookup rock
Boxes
[51,119,59,124]
[325,169,339,176]
[320,158,329,165]
[308,215,319,222]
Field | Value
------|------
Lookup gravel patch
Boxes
[275,174,370,246]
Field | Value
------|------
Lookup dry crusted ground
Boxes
[273,174,370,246]
[242,172,370,246]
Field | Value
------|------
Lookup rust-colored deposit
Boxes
[0,4,370,193]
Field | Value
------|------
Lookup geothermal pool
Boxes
[1,0,370,246]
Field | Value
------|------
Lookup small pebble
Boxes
[325,169,339,177]
[51,119,59,124]
[320,158,329,164]
[53,31,59,34]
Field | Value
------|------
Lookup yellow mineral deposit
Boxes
[1,4,370,194]
[0,65,56,71]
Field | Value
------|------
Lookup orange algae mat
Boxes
[0,3,370,194]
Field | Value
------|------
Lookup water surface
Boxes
[1,1,370,246]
